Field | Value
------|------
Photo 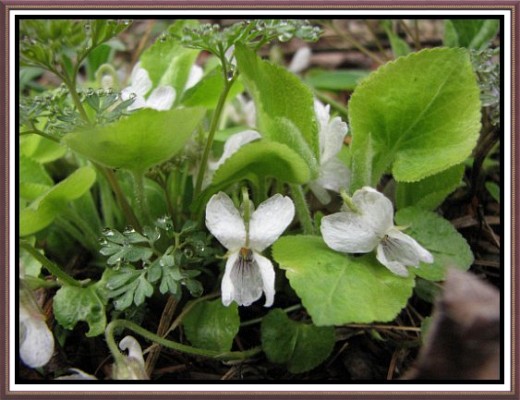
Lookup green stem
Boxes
[164,292,219,337]
[61,208,100,252]
[20,241,82,287]
[62,75,91,126]
[106,319,261,361]
[99,166,141,231]
[290,184,315,235]
[132,170,149,227]
[194,72,237,196]
[240,303,302,327]
[20,129,60,143]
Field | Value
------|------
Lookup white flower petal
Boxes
[120,89,146,111]
[146,86,176,111]
[376,229,433,276]
[185,65,203,90]
[314,100,330,131]
[376,243,410,277]
[119,336,145,366]
[253,252,276,307]
[316,158,350,194]
[56,368,97,380]
[129,64,152,97]
[321,212,380,253]
[205,192,246,251]
[226,249,264,307]
[248,194,295,252]
[19,307,54,368]
[308,181,332,205]
[388,228,434,265]
[288,46,312,73]
[321,116,348,163]
[221,252,238,306]
[352,187,394,236]
[213,130,261,171]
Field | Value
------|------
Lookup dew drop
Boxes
[103,228,115,237]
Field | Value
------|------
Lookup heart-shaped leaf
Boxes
[183,299,240,352]
[261,308,335,374]
[273,235,415,326]
[395,207,474,281]
[20,166,97,236]
[395,163,465,210]
[235,44,319,165]
[349,48,481,190]
[63,107,205,173]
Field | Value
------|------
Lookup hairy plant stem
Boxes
[290,184,315,235]
[106,319,262,362]
[194,72,238,197]
[20,241,82,287]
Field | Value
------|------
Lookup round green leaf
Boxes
[213,140,311,186]
[20,166,97,236]
[183,299,239,352]
[349,48,481,190]
[63,107,205,173]
[395,207,474,281]
[395,163,465,210]
[235,43,319,161]
[273,236,415,326]
[261,308,335,374]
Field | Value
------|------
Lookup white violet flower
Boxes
[120,62,175,111]
[205,191,295,307]
[308,100,350,204]
[320,186,433,277]
[112,335,149,380]
[19,283,55,368]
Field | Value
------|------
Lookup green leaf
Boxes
[235,43,319,161]
[140,21,200,98]
[183,299,240,352]
[20,134,67,163]
[348,48,481,191]
[485,181,500,202]
[191,141,310,215]
[444,19,500,50]
[213,140,311,186]
[63,108,205,173]
[395,207,474,281]
[261,309,335,374]
[181,66,244,109]
[381,20,411,58]
[19,155,53,201]
[305,69,370,91]
[20,166,97,236]
[395,163,465,210]
[53,285,106,337]
[273,236,415,326]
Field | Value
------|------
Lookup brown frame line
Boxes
[1,2,517,399]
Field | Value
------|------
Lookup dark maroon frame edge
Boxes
[1,1,517,399]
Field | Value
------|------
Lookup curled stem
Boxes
[290,184,315,235]
[106,319,261,362]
